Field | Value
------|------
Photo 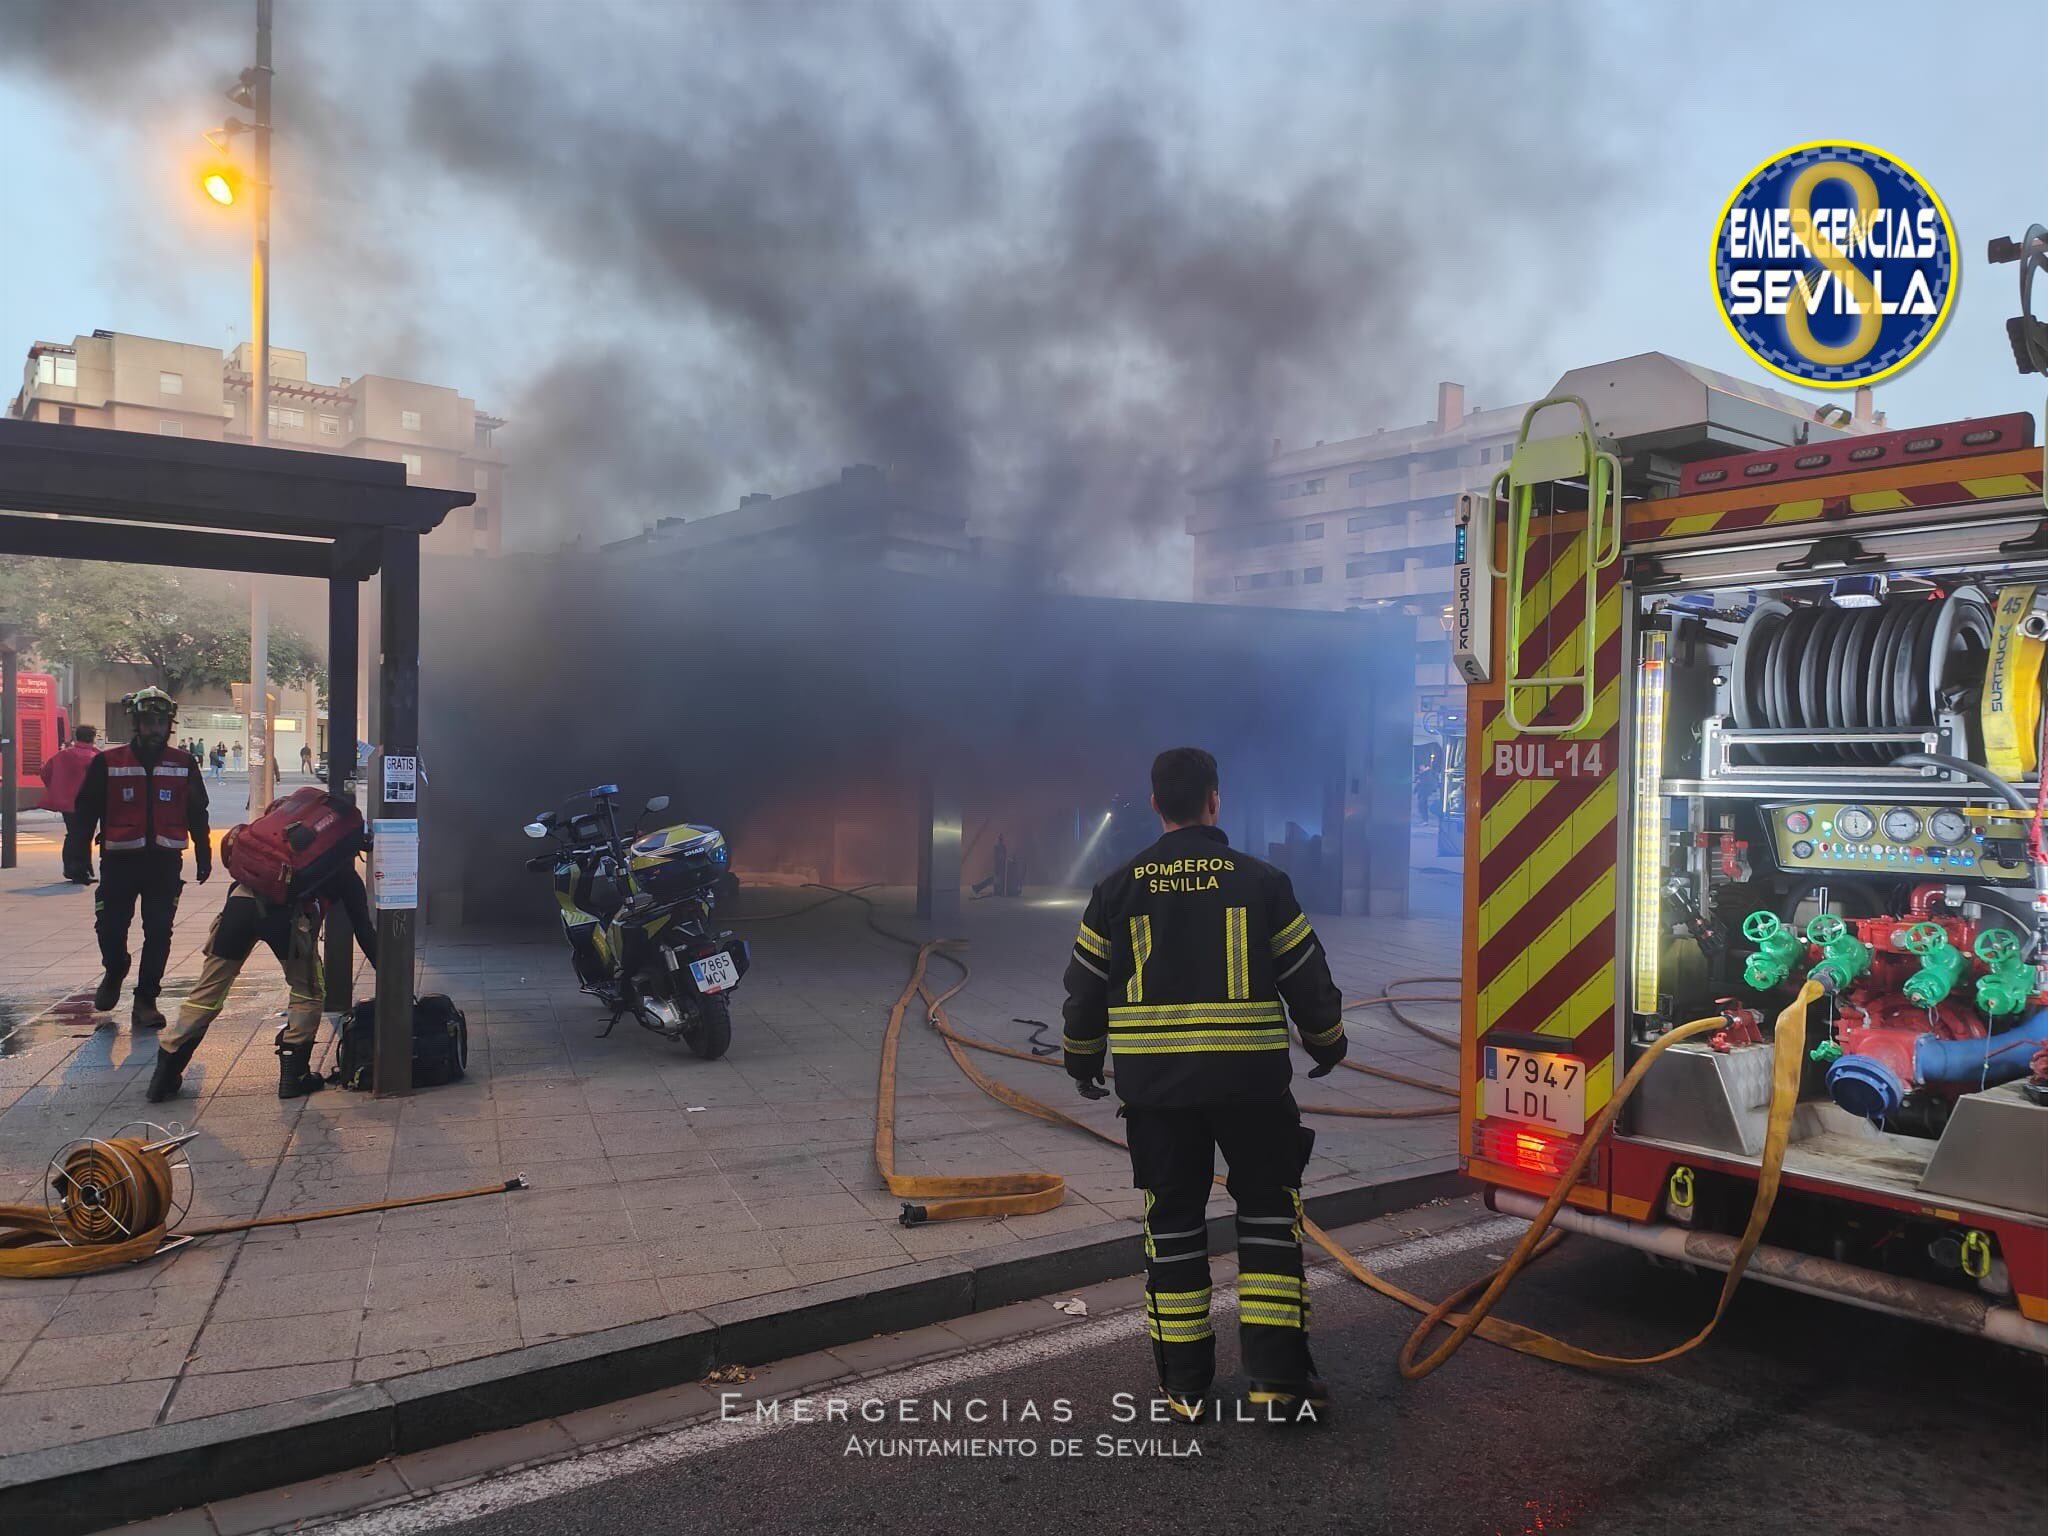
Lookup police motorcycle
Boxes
[522,785,748,1059]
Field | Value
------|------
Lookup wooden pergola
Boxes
[0,418,471,1094]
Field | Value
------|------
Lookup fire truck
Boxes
[1452,234,2048,1353]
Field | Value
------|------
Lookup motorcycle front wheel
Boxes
[686,995,732,1060]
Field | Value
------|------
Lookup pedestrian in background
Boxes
[37,724,101,884]
[300,743,314,776]
[231,742,243,772]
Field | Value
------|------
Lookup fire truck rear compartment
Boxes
[1625,538,2048,1248]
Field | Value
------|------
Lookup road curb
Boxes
[0,1159,1464,1535]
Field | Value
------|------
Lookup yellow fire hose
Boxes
[877,936,1820,1379]
[0,1132,523,1280]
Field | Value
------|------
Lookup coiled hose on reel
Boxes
[1729,590,1990,763]
[0,1126,524,1280]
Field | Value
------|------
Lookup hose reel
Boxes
[45,1123,196,1248]
[1729,589,1992,763]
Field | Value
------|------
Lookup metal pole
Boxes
[324,569,360,1011]
[246,0,276,812]
[372,527,418,1096]
[0,640,16,871]
[247,583,271,811]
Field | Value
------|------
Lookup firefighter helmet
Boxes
[122,687,178,725]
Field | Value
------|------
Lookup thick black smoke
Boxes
[1,0,1647,589]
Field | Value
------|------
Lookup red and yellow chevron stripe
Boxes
[1626,447,2043,545]
[1468,520,1624,1125]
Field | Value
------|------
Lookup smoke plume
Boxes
[1,0,1649,589]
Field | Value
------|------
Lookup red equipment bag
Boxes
[221,787,366,905]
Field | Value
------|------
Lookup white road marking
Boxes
[287,1212,1524,1536]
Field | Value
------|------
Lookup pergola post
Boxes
[324,567,360,1011]
[915,774,961,927]
[371,527,420,1096]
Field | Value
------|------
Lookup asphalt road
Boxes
[300,1210,2047,1536]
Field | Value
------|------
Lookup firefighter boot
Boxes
[132,1000,167,1031]
[93,967,126,1012]
[1248,1349,1331,1425]
[276,1039,328,1100]
[146,1039,201,1103]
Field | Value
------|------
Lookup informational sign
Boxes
[381,753,418,806]
[371,817,419,910]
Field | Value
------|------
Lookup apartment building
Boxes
[11,331,506,555]
[1188,354,1881,728]
[1187,381,1520,719]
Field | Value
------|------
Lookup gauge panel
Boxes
[1764,802,2030,880]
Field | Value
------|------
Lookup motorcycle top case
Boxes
[333,994,468,1090]
[222,786,365,905]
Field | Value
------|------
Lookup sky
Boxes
[0,0,2041,576]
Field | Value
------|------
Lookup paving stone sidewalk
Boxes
[0,818,1461,1455]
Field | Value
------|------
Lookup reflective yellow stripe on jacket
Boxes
[1107,1000,1287,1054]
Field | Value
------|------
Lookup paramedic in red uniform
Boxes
[1062,747,1347,1426]
[73,689,210,1030]
[37,724,100,883]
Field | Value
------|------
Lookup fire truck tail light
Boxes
[1471,1120,1601,1182]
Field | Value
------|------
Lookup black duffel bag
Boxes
[332,994,468,1090]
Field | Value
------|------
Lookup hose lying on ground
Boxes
[878,928,1823,1379]
[0,1134,524,1280]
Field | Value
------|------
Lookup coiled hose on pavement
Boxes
[0,1131,523,1280]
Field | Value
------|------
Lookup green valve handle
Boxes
[1805,913,1871,994]
[1898,921,1964,1007]
[1973,927,2035,1017]
[1741,910,1804,991]
[1810,1038,1844,1065]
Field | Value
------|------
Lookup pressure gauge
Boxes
[1882,808,1922,844]
[1928,809,1970,845]
[1783,809,1813,836]
[1835,805,1876,842]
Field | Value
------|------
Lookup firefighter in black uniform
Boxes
[1063,747,1346,1424]
[74,689,211,1030]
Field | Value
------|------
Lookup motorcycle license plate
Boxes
[689,952,739,994]
[1482,1047,1585,1135]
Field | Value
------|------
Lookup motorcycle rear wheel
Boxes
[687,996,732,1060]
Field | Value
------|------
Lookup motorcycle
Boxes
[522,784,750,1058]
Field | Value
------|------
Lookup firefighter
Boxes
[74,689,210,1030]
[146,845,377,1102]
[1063,747,1347,1425]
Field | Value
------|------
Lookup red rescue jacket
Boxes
[101,743,198,852]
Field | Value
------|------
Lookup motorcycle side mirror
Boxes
[646,795,670,813]
[523,822,550,839]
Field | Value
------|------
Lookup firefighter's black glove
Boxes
[1066,1052,1107,1099]
[1305,1033,1348,1078]
[194,850,212,885]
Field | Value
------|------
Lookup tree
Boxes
[0,560,322,698]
